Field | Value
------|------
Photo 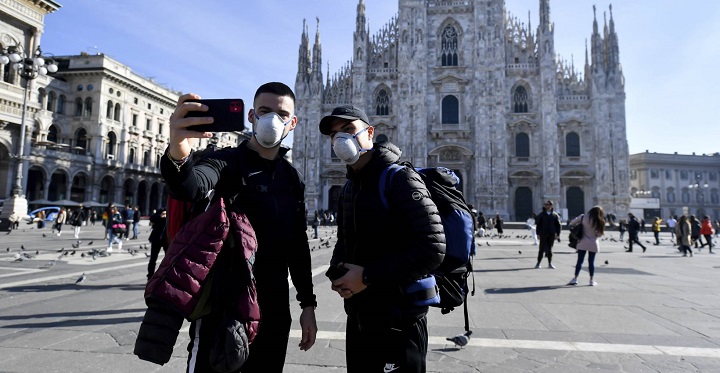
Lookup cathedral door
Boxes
[566,187,585,219]
[514,187,533,221]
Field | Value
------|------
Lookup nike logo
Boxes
[247,171,262,177]
[384,363,400,373]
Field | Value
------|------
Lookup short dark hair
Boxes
[254,82,295,104]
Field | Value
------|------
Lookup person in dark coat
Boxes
[626,213,647,252]
[534,200,561,269]
[146,209,167,280]
[320,105,445,373]
[494,213,504,234]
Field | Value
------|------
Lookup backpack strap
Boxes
[379,163,406,209]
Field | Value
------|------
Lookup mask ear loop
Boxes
[352,127,374,153]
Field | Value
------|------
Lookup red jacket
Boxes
[701,219,715,235]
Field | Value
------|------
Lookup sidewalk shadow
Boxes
[0,308,145,329]
[485,285,564,294]
[2,283,146,293]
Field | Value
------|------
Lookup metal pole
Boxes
[12,77,30,196]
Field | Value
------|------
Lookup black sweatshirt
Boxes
[160,141,316,310]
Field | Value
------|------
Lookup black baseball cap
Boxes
[319,105,370,135]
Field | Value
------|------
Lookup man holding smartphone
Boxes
[158,82,317,372]
[320,105,445,372]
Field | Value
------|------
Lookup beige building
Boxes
[0,0,240,223]
[629,151,720,221]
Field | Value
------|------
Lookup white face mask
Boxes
[332,127,372,165]
[253,111,293,148]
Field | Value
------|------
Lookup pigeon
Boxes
[518,250,522,254]
[604,260,609,265]
[75,273,86,285]
[70,250,76,256]
[42,233,47,237]
[21,245,25,250]
[129,250,137,256]
[87,241,93,246]
[46,260,56,267]
[63,251,69,256]
[6,247,9,252]
[144,252,150,258]
[71,243,79,249]
[57,248,65,253]
[13,253,23,261]
[81,253,86,258]
[446,331,472,348]
[486,242,490,246]
[35,250,39,255]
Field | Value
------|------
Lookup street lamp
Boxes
[632,189,652,198]
[0,45,57,226]
[688,179,709,215]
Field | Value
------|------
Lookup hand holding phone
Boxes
[325,264,349,281]
[185,98,245,133]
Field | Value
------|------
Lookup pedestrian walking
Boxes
[146,209,167,279]
[626,213,647,252]
[495,213,504,235]
[70,205,86,239]
[666,216,677,243]
[122,205,134,240]
[55,208,67,236]
[476,211,486,237]
[132,206,140,239]
[535,200,561,269]
[699,216,715,253]
[567,206,605,287]
[652,217,662,245]
[107,206,123,252]
[675,215,693,257]
[526,214,538,245]
[618,219,627,241]
[690,215,703,249]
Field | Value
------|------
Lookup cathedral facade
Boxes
[293,0,631,221]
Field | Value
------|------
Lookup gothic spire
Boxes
[590,5,603,73]
[539,0,551,33]
[312,17,323,81]
[356,0,367,37]
[297,19,311,80]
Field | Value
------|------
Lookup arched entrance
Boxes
[100,175,115,204]
[566,187,585,219]
[514,187,533,221]
[70,173,87,202]
[123,179,135,206]
[48,170,68,200]
[137,180,148,215]
[150,182,162,212]
[26,167,45,201]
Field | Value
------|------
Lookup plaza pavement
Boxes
[0,224,720,372]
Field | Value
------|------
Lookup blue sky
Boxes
[41,0,719,156]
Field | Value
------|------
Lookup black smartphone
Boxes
[185,98,245,132]
[325,264,349,281]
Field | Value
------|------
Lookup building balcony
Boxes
[429,123,471,139]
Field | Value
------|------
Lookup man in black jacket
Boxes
[626,213,647,252]
[535,200,561,269]
[158,82,317,372]
[320,105,446,373]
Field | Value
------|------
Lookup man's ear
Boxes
[366,125,374,139]
[288,115,298,131]
[247,108,255,124]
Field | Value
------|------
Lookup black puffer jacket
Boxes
[331,142,445,320]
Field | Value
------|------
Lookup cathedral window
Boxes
[680,170,688,180]
[650,169,659,179]
[75,128,87,151]
[711,189,719,204]
[512,86,529,113]
[47,91,56,112]
[652,188,660,199]
[441,25,459,66]
[681,189,690,203]
[667,188,676,203]
[83,97,93,117]
[128,148,136,164]
[565,132,580,157]
[106,100,114,119]
[47,125,58,143]
[376,89,389,116]
[114,103,122,121]
[441,95,459,124]
[515,133,530,157]
[74,98,83,116]
[107,132,117,157]
[57,95,65,115]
